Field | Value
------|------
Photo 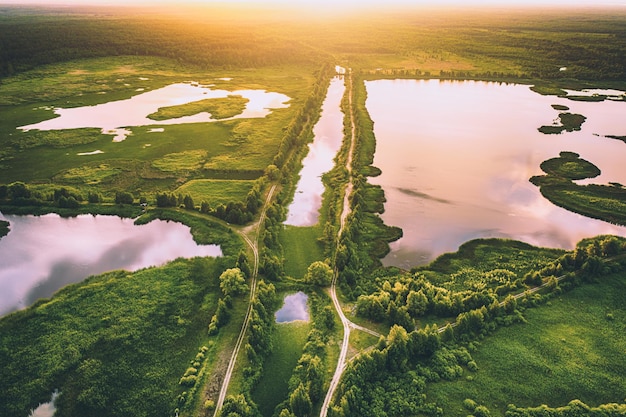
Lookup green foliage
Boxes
[0,219,9,238]
[304,261,333,287]
[506,400,626,417]
[0,257,230,417]
[114,190,134,205]
[219,267,248,296]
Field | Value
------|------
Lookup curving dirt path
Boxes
[213,184,276,416]
[320,69,380,417]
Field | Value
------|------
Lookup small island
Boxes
[147,95,249,121]
[531,151,626,226]
[538,112,586,134]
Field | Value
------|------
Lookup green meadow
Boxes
[424,272,626,416]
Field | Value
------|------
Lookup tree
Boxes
[183,194,194,210]
[115,191,133,205]
[304,261,333,286]
[289,383,312,417]
[265,164,280,181]
[406,290,428,317]
[219,268,248,296]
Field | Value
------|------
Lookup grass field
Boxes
[424,273,626,416]
[174,179,255,208]
[252,320,310,417]
[280,225,325,279]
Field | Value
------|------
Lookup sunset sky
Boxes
[1,0,625,5]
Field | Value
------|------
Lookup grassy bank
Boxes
[425,272,626,416]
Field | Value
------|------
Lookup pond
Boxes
[19,82,290,142]
[275,292,309,323]
[365,79,626,268]
[0,213,222,317]
[285,75,345,226]
[28,390,58,417]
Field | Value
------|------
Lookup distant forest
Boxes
[1,5,626,81]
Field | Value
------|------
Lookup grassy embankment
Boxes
[425,271,626,416]
[531,151,626,226]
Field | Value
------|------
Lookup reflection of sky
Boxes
[366,79,626,268]
[275,291,309,323]
[0,213,221,316]
[285,76,345,226]
[19,82,290,141]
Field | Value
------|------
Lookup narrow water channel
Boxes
[0,213,222,316]
[285,75,346,226]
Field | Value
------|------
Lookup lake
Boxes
[365,79,626,268]
[0,213,222,317]
[275,292,309,323]
[285,76,345,226]
[19,82,290,142]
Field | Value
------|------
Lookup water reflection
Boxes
[365,79,626,268]
[19,83,290,142]
[0,213,222,316]
[285,76,345,226]
[275,292,309,323]
[28,390,58,417]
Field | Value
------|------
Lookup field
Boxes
[424,272,626,416]
[280,226,325,278]
[252,320,310,417]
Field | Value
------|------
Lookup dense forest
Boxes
[2,5,626,82]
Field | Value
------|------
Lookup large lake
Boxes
[19,82,290,142]
[0,213,222,316]
[285,76,345,226]
[366,79,626,268]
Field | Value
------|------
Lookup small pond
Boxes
[19,82,290,142]
[0,213,222,317]
[28,390,58,417]
[275,292,309,323]
[365,79,626,268]
[285,76,345,226]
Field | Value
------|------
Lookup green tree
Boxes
[304,261,333,286]
[219,268,248,296]
[406,290,428,317]
[115,191,133,205]
[289,383,312,417]
[183,194,194,210]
